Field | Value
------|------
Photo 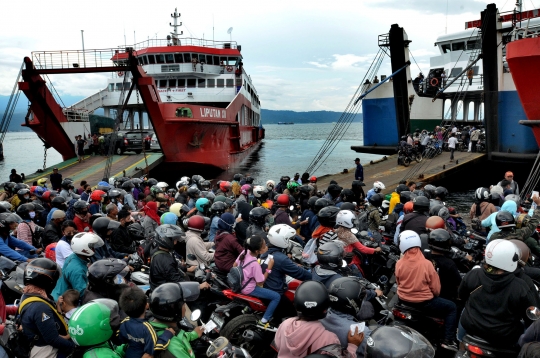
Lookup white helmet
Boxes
[253,185,267,198]
[108,177,116,186]
[373,181,386,191]
[382,200,390,209]
[266,180,276,191]
[156,182,169,190]
[71,232,104,257]
[485,239,520,272]
[267,224,296,249]
[398,230,422,253]
[336,210,356,229]
[176,180,189,189]
[181,176,190,183]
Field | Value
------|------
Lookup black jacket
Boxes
[110,225,136,254]
[430,254,461,300]
[246,224,268,243]
[91,239,126,263]
[401,212,428,236]
[149,249,186,291]
[459,268,536,345]
[43,222,62,246]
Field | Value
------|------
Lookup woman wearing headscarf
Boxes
[213,213,244,273]
[141,201,160,237]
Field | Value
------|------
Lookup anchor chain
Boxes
[43,146,47,170]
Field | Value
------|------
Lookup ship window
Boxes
[213,56,219,65]
[165,54,174,63]
[175,107,193,118]
[174,54,183,63]
[236,78,242,87]
[220,56,227,65]
[159,80,167,88]
[183,53,191,62]
[452,42,465,51]
[169,79,177,87]
[108,83,114,92]
[228,57,238,66]
[115,83,122,91]
[187,79,196,87]
[199,54,206,63]
[197,79,205,88]
[161,65,179,72]
[472,66,480,75]
[217,79,225,87]
[207,79,215,87]
[450,67,462,77]
[148,55,156,64]
[441,44,451,53]
[139,56,147,65]
[226,79,234,87]
[156,54,165,64]
[178,79,186,87]
[467,40,481,50]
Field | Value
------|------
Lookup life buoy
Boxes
[226,65,233,72]
[430,77,439,86]
[118,71,124,77]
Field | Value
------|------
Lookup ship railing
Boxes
[62,108,90,122]
[125,38,238,51]
[32,48,129,71]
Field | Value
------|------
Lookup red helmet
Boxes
[187,215,205,231]
[41,191,52,202]
[29,186,38,194]
[426,216,445,230]
[309,176,317,183]
[403,201,414,214]
[90,190,106,202]
[219,181,232,192]
[276,194,290,207]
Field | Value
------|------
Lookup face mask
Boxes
[86,189,91,193]
[24,196,29,200]
[29,212,36,219]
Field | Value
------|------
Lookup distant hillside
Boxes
[261,110,361,124]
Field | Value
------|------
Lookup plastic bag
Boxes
[302,238,318,264]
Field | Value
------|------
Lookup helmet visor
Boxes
[179,282,200,302]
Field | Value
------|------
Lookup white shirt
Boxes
[448,137,459,149]
[56,240,73,268]
[451,126,458,133]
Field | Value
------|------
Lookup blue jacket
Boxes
[300,209,315,240]
[261,248,311,294]
[355,163,364,181]
[309,215,320,234]
[320,308,371,358]
[482,200,517,241]
[208,216,219,242]
[89,202,102,215]
[52,253,89,301]
[0,234,35,262]
[119,317,174,358]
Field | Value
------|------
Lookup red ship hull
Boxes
[506,37,540,147]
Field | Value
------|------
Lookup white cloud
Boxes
[307,61,329,68]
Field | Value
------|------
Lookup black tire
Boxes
[220,314,268,357]
[135,150,142,154]
[403,157,411,167]
[115,147,124,155]
[415,154,423,163]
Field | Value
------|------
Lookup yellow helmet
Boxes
[37,178,47,186]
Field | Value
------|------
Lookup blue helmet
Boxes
[195,198,210,214]
[160,212,178,225]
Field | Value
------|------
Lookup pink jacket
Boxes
[275,317,357,357]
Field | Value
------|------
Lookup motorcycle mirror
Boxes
[190,309,202,322]
[527,306,540,321]
[451,246,459,253]
[342,259,347,268]
[187,254,197,261]
[351,228,359,234]
[466,231,471,236]
[200,263,205,270]
[289,205,294,211]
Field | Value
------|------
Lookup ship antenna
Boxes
[169,8,183,46]
[445,0,448,34]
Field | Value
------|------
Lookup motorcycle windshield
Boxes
[403,330,435,358]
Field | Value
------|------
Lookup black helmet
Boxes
[340,189,355,203]
[92,217,120,237]
[3,182,16,193]
[327,184,342,198]
[423,184,436,199]
[367,325,435,358]
[17,189,31,201]
[88,258,128,287]
[340,202,356,211]
[146,178,158,187]
[328,277,367,317]
[97,184,111,192]
[24,258,60,294]
[351,180,365,189]
[293,281,330,320]
[121,181,135,190]
[308,196,319,209]
[399,191,414,204]
[317,242,344,269]
[314,198,334,214]
[428,228,451,251]
[249,207,271,226]
[475,187,491,201]
[368,193,384,208]
[233,174,243,181]
[61,178,74,190]
[127,222,145,241]
[245,176,254,184]
[14,183,28,192]
[154,224,185,250]
[150,282,200,321]
[317,206,340,227]
[434,186,448,200]
[413,196,430,213]
[108,189,123,199]
[73,200,89,214]
[0,202,11,213]
[211,201,227,216]
[200,180,211,191]
[187,187,200,198]
[496,211,516,229]
[396,184,409,194]
[16,203,34,220]
[280,176,290,185]
[191,175,204,187]
[298,185,313,197]
[51,196,67,209]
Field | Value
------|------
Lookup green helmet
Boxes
[69,302,114,346]
[287,181,300,193]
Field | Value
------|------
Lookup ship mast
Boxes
[169,8,183,46]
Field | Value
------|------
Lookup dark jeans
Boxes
[471,140,478,152]
[403,297,457,341]
[450,148,455,160]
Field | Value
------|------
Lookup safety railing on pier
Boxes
[31,48,130,71]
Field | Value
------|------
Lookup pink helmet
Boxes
[241,184,251,196]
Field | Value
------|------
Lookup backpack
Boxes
[22,222,44,249]
[357,208,378,232]
[227,260,257,293]
[384,212,399,236]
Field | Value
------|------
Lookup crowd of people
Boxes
[0,166,538,357]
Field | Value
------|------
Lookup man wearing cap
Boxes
[44,210,66,246]
[354,158,364,182]
[50,168,62,191]
[498,172,519,196]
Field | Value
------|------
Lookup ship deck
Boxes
[24,153,164,188]
[317,151,486,194]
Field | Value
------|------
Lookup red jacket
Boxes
[214,231,244,273]
[73,215,90,233]
[395,247,441,302]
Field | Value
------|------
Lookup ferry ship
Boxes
[358,3,540,162]
[18,9,264,171]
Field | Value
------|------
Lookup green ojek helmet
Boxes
[69,301,114,346]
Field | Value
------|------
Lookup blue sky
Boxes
[0,0,530,111]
